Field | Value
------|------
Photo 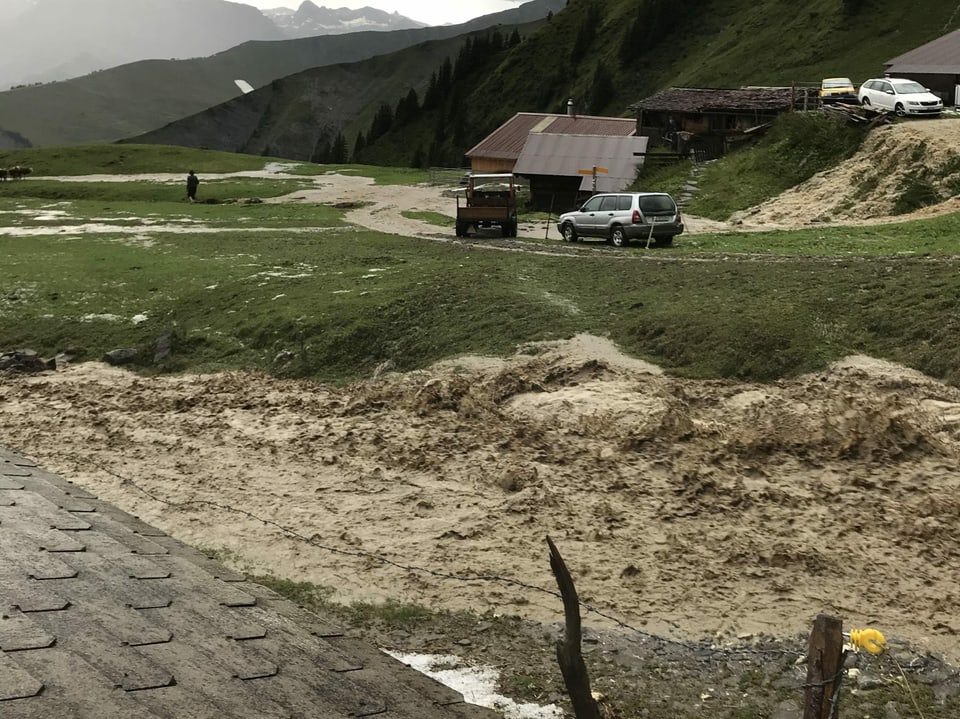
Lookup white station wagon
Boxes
[858,78,943,116]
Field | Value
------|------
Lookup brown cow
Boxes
[0,169,7,181]
[8,166,32,180]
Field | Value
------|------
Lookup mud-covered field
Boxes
[2,336,958,669]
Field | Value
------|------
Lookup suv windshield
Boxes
[823,78,852,88]
[639,195,675,213]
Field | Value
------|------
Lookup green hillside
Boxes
[122,0,959,168]
[376,0,959,165]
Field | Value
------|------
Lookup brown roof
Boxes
[886,29,960,74]
[466,112,637,160]
[0,445,498,719]
[630,87,795,113]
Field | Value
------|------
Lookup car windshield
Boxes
[639,195,675,213]
[894,81,927,94]
[823,79,852,88]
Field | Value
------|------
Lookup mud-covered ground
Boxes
[2,337,960,717]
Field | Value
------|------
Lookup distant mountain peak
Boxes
[265,3,428,38]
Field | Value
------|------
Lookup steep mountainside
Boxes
[123,27,541,161]
[126,0,960,168]
[266,2,427,38]
[0,0,566,147]
[0,0,282,88]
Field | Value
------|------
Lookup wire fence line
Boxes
[85,459,803,659]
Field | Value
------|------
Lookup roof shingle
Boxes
[0,446,500,719]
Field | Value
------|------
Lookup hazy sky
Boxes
[242,1,527,26]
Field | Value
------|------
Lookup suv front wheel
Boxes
[562,222,578,242]
[609,225,628,248]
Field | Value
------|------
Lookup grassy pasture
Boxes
[3,145,960,385]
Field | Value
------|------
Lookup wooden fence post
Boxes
[803,614,845,719]
[546,536,600,719]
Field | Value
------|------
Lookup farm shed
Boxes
[465,111,637,174]
[0,445,497,719]
[629,87,798,159]
[885,28,960,104]
[513,133,649,211]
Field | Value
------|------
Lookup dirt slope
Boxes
[2,336,959,665]
[733,118,960,228]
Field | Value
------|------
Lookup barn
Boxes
[885,29,960,105]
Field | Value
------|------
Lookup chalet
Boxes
[629,87,801,160]
[465,109,637,174]
[885,29,960,105]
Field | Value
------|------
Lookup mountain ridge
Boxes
[265,1,428,38]
[0,0,565,146]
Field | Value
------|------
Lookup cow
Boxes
[8,166,32,180]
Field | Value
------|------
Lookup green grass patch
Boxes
[5,146,960,387]
[0,178,314,204]
[401,209,453,227]
[322,164,432,186]
[0,144,312,176]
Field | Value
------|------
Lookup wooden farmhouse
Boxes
[512,132,649,210]
[629,87,801,160]
[885,29,960,105]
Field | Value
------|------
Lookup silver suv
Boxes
[557,192,683,247]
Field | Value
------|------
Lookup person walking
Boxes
[186,170,199,202]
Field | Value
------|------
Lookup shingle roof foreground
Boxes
[0,446,498,719]
[466,112,637,160]
[630,87,795,113]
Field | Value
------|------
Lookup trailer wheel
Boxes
[455,221,467,237]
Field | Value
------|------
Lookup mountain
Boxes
[0,0,566,147]
[0,0,283,89]
[126,0,960,169]
[265,2,428,38]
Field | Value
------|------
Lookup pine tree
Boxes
[353,131,366,161]
[331,132,348,163]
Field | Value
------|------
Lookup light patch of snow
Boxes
[131,314,149,325]
[235,79,255,94]
[384,652,563,719]
[81,314,122,323]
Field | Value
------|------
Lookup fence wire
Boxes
[88,460,802,660]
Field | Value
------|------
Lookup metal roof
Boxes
[0,445,497,719]
[630,87,795,113]
[885,28,960,74]
[466,112,637,160]
[513,133,649,193]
